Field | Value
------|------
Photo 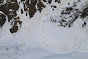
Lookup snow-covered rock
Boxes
[0,0,88,59]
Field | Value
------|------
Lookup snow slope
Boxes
[0,0,88,59]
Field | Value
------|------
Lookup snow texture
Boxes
[0,0,88,59]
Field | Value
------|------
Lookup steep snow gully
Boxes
[0,0,88,59]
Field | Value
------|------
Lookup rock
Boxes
[10,26,18,33]
[0,13,6,27]
[37,0,46,12]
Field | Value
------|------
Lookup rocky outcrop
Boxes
[1,0,88,33]
[0,0,61,33]
[0,0,20,33]
[0,13,6,27]
[50,1,88,28]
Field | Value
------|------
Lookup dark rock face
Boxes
[37,0,46,12]
[81,7,88,19]
[0,0,3,3]
[22,0,46,18]
[0,13,6,27]
[0,0,19,22]
[10,26,18,33]
[0,0,48,33]
[48,0,52,4]
[55,0,61,3]
[42,0,47,2]
[0,0,21,33]
[28,0,37,18]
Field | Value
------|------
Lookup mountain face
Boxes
[1,0,88,54]
[0,0,60,33]
[0,0,88,33]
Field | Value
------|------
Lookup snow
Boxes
[0,0,88,59]
[18,48,88,59]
